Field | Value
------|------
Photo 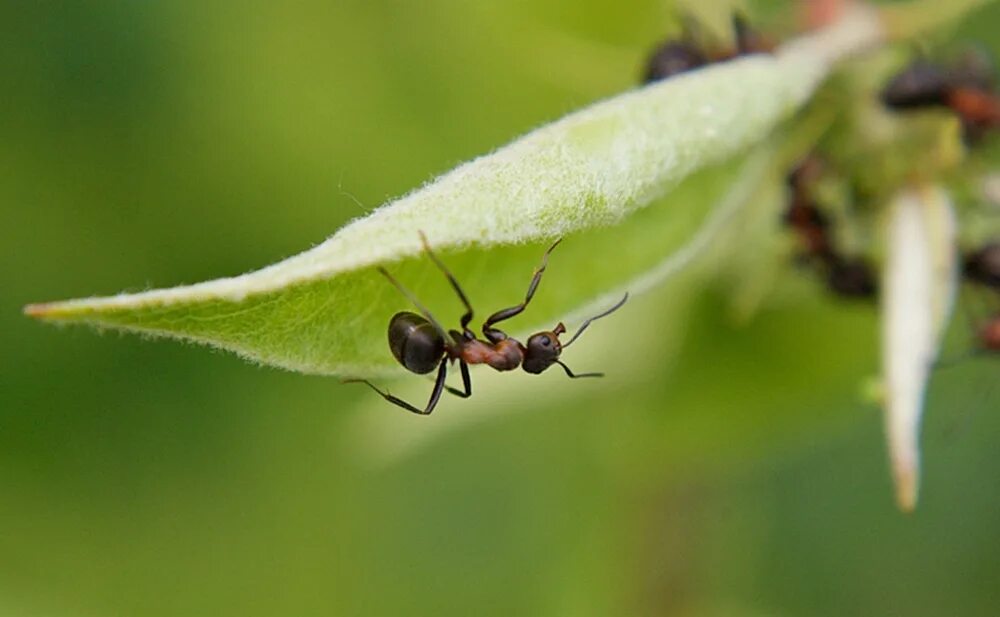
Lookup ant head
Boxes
[522,323,566,374]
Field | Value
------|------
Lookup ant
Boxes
[643,13,773,84]
[346,234,629,415]
[882,51,1000,142]
[782,156,878,298]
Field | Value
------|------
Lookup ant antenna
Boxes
[555,360,603,379]
[562,293,629,348]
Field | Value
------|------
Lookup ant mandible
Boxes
[346,234,629,415]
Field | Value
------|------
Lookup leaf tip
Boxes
[892,458,920,513]
[23,300,80,321]
[23,302,53,319]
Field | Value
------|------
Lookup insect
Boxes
[643,12,773,84]
[346,234,629,415]
[882,53,1000,142]
[783,156,878,299]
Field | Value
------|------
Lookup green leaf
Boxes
[20,6,926,377]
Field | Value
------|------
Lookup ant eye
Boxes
[541,337,551,347]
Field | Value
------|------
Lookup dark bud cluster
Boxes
[642,12,774,84]
[882,50,1000,348]
[964,242,1000,288]
[882,50,1000,143]
[962,243,1000,350]
[782,155,878,300]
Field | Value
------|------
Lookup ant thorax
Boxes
[455,337,524,372]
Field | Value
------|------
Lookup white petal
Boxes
[881,186,957,511]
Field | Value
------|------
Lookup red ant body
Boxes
[643,13,773,84]
[783,157,878,299]
[347,235,628,415]
[882,54,1000,142]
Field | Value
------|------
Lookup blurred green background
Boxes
[3,1,1000,615]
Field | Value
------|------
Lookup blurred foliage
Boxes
[3,1,1000,616]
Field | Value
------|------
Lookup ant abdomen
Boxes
[388,312,446,374]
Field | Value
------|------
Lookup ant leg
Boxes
[377,266,451,342]
[343,360,448,415]
[444,360,472,398]
[555,360,603,379]
[562,293,629,347]
[482,239,562,339]
[418,232,476,337]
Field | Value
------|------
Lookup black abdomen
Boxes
[388,312,446,374]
